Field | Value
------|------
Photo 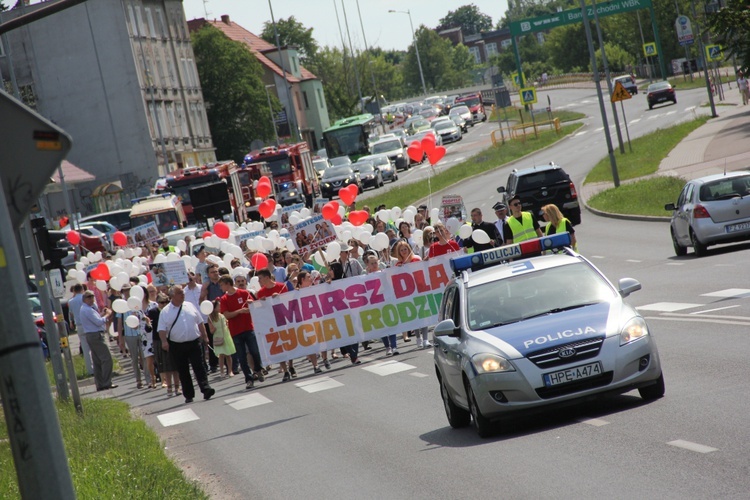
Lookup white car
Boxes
[449,105,473,127]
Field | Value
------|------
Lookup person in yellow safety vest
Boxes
[158,238,176,254]
[541,203,577,251]
[503,195,542,245]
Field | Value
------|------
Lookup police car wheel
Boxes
[440,376,471,428]
[638,373,665,401]
[466,382,494,438]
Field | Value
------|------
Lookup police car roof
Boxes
[462,253,582,288]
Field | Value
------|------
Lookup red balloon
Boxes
[66,230,81,246]
[90,262,110,282]
[113,231,127,247]
[330,214,342,225]
[213,221,230,239]
[348,210,369,226]
[258,176,271,186]
[428,146,447,166]
[258,199,276,219]
[203,231,213,239]
[421,133,436,155]
[256,182,271,199]
[407,141,424,163]
[251,252,268,270]
[321,201,339,221]
[339,184,358,206]
[146,273,152,284]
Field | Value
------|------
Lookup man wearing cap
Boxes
[493,202,509,246]
[79,290,118,391]
[158,285,215,404]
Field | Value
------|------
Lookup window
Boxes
[501,39,513,49]
[134,6,146,37]
[175,102,189,137]
[145,7,157,38]
[317,88,324,108]
[468,46,481,64]
[291,56,298,74]
[485,43,497,58]
[166,102,177,137]
[147,102,157,136]
[303,91,309,109]
[155,8,167,38]
[164,46,177,87]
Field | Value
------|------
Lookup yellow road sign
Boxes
[520,87,537,105]
[611,81,632,103]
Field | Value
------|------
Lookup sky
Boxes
[181,0,511,52]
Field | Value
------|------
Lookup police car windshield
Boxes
[466,262,615,331]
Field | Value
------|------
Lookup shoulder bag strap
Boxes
[166,304,183,341]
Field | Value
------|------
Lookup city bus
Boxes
[322,113,378,162]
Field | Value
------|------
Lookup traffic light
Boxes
[31,217,67,270]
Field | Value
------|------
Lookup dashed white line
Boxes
[666,111,677,115]
[577,417,610,427]
[691,305,741,315]
[625,259,642,263]
[409,372,430,378]
[629,118,641,124]
[702,288,750,298]
[158,409,200,427]
[636,302,702,312]
[666,262,684,266]
[225,393,273,410]
[590,255,605,259]
[295,376,344,393]
[667,440,718,453]
[362,360,416,376]
[684,106,696,112]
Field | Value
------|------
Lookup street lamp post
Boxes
[265,84,279,147]
[388,9,427,96]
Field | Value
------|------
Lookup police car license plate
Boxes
[726,222,750,234]
[543,362,602,387]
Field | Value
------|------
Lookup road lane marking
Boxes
[225,393,273,410]
[590,255,605,259]
[667,440,718,453]
[157,409,200,427]
[625,259,641,263]
[362,360,416,376]
[409,372,430,378]
[702,288,750,298]
[690,305,741,314]
[573,131,588,137]
[666,262,684,265]
[595,127,604,132]
[666,111,677,115]
[684,106,696,112]
[643,315,750,326]
[636,302,701,312]
[629,118,641,124]
[577,417,609,426]
[295,376,344,393]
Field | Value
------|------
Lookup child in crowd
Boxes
[208,299,236,378]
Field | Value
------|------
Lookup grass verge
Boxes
[585,116,710,184]
[587,175,686,216]
[667,75,710,90]
[360,123,583,209]
[45,348,122,386]
[0,399,207,498]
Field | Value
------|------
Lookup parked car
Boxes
[370,138,409,171]
[665,171,750,257]
[79,209,131,231]
[353,160,383,190]
[497,162,581,225]
[358,154,398,183]
[449,105,474,128]
[613,74,638,95]
[646,81,676,109]
[433,120,462,143]
[164,226,201,248]
[320,166,362,199]
[79,220,118,240]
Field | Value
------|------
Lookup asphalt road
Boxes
[127,86,750,499]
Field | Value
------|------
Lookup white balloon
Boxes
[262,238,276,251]
[402,209,415,224]
[153,253,167,264]
[200,300,214,316]
[337,205,345,218]
[93,251,103,262]
[130,285,144,301]
[207,255,222,265]
[86,252,95,261]
[220,240,231,253]
[115,249,125,259]
[372,232,389,251]
[362,223,373,234]
[358,231,371,244]
[289,214,300,225]
[138,275,148,285]
[406,205,417,214]
[133,247,143,256]
[127,296,142,311]
[166,252,181,262]
[75,262,85,271]
[95,279,107,291]
[341,230,352,242]
[413,229,424,247]
[391,206,402,219]
[430,208,440,224]
[109,264,124,277]
[249,276,261,293]
[378,209,391,222]
[446,217,461,235]
[472,229,491,245]
[125,315,140,329]
[124,248,133,259]
[285,239,296,251]
[223,254,234,267]
[229,245,243,259]
[80,257,90,266]
[312,251,327,267]
[458,224,473,239]
[67,269,78,280]
[327,241,341,257]
[112,298,129,314]
[300,207,311,218]
[76,270,87,284]
[176,240,187,252]
[116,272,129,284]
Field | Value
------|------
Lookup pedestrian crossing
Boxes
[637,288,750,314]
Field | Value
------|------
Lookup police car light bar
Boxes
[450,232,572,273]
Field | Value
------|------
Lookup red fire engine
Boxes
[243,142,319,207]
[161,160,273,223]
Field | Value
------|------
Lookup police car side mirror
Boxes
[434,319,460,337]
[618,278,641,298]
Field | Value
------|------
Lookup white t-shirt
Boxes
[158,301,203,343]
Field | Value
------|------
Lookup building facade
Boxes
[0,0,216,216]
[188,16,330,151]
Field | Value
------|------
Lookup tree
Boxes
[705,0,750,73]
[403,26,476,93]
[191,25,275,163]
[260,16,319,64]
[438,4,493,35]
[306,46,359,121]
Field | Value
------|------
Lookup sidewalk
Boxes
[580,84,750,221]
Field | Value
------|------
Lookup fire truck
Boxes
[243,142,319,207]
[160,160,273,223]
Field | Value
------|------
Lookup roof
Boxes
[187,17,318,83]
[324,114,376,133]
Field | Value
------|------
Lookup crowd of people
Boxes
[67,198,577,404]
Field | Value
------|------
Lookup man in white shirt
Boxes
[158,285,215,404]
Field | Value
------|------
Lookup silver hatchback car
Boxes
[665,171,750,256]
[433,234,664,437]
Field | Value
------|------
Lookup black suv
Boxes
[497,163,581,225]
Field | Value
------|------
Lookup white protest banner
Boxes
[126,221,160,246]
[288,214,336,254]
[251,255,453,364]
[149,260,188,286]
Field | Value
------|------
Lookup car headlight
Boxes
[322,182,330,188]
[620,316,649,346]
[471,353,515,374]
[396,153,403,159]
[287,191,297,197]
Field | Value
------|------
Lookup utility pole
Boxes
[592,0,625,155]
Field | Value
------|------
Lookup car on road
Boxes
[276,181,307,206]
[79,220,118,242]
[613,74,638,95]
[358,154,398,183]
[370,138,409,171]
[79,209,132,231]
[449,105,474,128]
[405,118,431,136]
[434,233,665,437]
[450,114,468,133]
[329,156,352,167]
[646,81,676,109]
[433,119,462,144]
[353,160,383,190]
[320,165,362,199]
[497,162,581,225]
[313,157,330,179]
[665,171,750,257]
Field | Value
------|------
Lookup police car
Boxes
[433,233,664,438]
